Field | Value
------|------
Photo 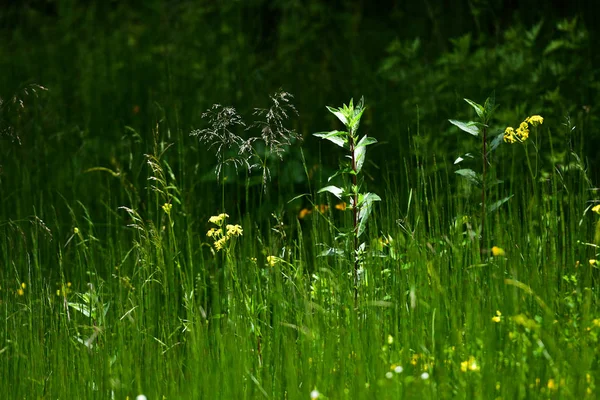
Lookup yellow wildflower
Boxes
[162,203,172,215]
[21,282,26,289]
[503,127,517,143]
[516,121,529,141]
[526,115,544,126]
[213,237,228,251]
[547,379,557,390]
[492,310,502,323]
[317,204,329,213]
[266,256,279,267]
[206,228,218,238]
[491,246,505,256]
[298,208,312,219]
[592,204,600,215]
[74,227,80,234]
[335,202,347,211]
[209,213,229,225]
[387,335,394,344]
[590,259,597,266]
[460,356,479,372]
[226,224,243,237]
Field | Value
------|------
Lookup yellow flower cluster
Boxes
[492,310,502,323]
[206,213,242,252]
[504,115,543,143]
[593,204,600,215]
[460,356,480,372]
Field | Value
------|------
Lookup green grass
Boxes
[1,126,599,399]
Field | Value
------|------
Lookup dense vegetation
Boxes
[1,1,599,399]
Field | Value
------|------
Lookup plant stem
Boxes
[349,133,359,303]
[481,125,487,255]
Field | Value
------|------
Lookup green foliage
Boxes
[313,97,380,298]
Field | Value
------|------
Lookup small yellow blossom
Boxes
[592,319,600,327]
[592,204,600,215]
[504,127,517,143]
[209,213,229,225]
[410,353,419,365]
[317,204,329,213]
[526,115,544,126]
[206,228,218,238]
[21,282,26,289]
[547,379,557,390]
[17,288,24,296]
[214,237,228,251]
[387,335,394,344]
[460,356,479,372]
[335,202,347,211]
[492,310,502,323]
[492,246,505,256]
[74,227,80,234]
[590,259,597,266]
[266,256,279,267]
[162,203,172,215]
[516,121,529,141]
[226,224,243,237]
[298,208,312,219]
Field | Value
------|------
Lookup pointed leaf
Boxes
[357,193,381,237]
[449,119,479,136]
[488,132,505,154]
[454,153,474,164]
[488,195,514,213]
[318,185,344,199]
[355,135,377,148]
[464,98,484,119]
[455,168,480,185]
[326,106,348,126]
[313,130,348,148]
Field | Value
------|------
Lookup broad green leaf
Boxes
[488,132,505,154]
[484,92,496,119]
[355,135,377,148]
[326,106,348,126]
[449,119,479,136]
[353,135,377,174]
[357,192,381,237]
[455,168,480,185]
[464,98,484,119]
[318,185,344,199]
[488,195,514,213]
[544,39,566,55]
[313,130,348,148]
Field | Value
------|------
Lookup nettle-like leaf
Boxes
[318,185,344,199]
[488,195,514,213]
[326,106,349,126]
[313,130,348,148]
[488,132,505,154]
[354,135,377,174]
[455,168,481,186]
[449,119,479,136]
[357,192,381,237]
[464,98,484,120]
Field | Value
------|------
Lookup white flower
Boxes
[420,372,429,380]
[136,395,147,400]
[310,389,320,399]
[385,372,393,379]
[394,365,403,373]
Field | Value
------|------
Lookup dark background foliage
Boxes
[1,0,598,223]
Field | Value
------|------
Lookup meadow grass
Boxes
[1,118,599,400]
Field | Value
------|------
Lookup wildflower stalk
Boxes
[313,97,380,303]
[449,95,497,254]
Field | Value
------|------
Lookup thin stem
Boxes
[349,133,359,304]
[481,125,487,255]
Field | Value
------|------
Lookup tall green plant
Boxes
[449,95,499,253]
[313,97,380,301]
